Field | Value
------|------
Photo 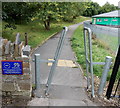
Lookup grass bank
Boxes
[71,25,119,80]
[2,16,90,48]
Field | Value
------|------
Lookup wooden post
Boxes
[25,33,28,46]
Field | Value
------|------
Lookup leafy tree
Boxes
[82,2,101,17]
[37,2,80,30]
[100,2,118,13]
[2,2,38,24]
[36,2,88,30]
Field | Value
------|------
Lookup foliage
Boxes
[36,2,64,30]
[36,2,86,30]
[100,2,118,13]
[2,2,118,30]
[2,2,38,24]
[82,2,118,17]
[82,2,101,17]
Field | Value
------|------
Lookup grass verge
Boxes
[2,16,91,48]
[71,25,120,80]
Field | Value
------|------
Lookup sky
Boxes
[92,0,119,6]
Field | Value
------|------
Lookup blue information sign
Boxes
[2,60,23,75]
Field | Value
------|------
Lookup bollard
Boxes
[34,54,41,91]
[98,56,112,95]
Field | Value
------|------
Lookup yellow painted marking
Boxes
[65,60,76,67]
[48,59,76,67]
[48,59,53,66]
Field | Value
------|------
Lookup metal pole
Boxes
[54,30,65,59]
[98,56,112,95]
[88,28,95,97]
[84,27,95,97]
[83,28,90,89]
[34,54,41,90]
[106,45,120,99]
[46,27,68,95]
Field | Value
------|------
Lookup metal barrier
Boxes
[83,27,112,97]
[33,27,68,97]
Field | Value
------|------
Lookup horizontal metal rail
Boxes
[33,59,55,63]
[86,59,109,65]
[93,62,105,65]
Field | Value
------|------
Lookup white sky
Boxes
[92,0,119,6]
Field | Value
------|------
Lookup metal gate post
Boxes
[98,56,112,95]
[83,29,90,89]
[45,27,68,95]
[84,27,95,97]
[88,28,95,97]
[34,54,41,91]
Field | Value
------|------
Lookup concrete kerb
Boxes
[30,32,59,56]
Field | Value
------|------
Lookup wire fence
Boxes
[84,21,119,54]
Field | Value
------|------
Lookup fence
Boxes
[84,21,120,101]
[84,21,119,54]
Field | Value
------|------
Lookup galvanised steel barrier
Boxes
[33,27,68,97]
[83,27,112,97]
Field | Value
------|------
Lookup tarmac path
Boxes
[28,22,98,106]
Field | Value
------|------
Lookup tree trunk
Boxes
[44,20,50,30]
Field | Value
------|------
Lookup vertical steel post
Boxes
[46,27,68,95]
[98,56,112,95]
[88,28,95,97]
[34,54,41,90]
[106,45,120,99]
[83,29,90,89]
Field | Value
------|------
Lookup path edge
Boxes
[30,32,59,56]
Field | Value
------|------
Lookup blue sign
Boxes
[2,60,23,75]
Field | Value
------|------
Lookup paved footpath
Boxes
[28,22,99,106]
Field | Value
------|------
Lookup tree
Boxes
[36,2,87,30]
[100,2,118,13]
[37,2,77,30]
[2,2,38,24]
[82,2,101,17]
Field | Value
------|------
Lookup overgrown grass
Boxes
[2,16,91,48]
[2,20,62,48]
[71,25,120,80]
